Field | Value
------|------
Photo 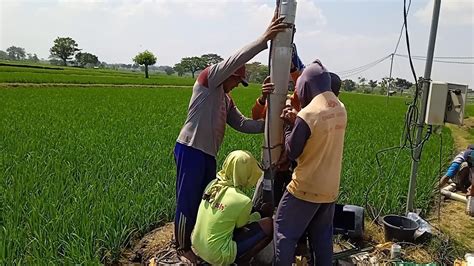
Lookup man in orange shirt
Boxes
[252,71,341,121]
[251,43,304,120]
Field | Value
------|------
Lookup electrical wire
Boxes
[338,55,392,79]
[364,0,435,219]
[437,132,443,222]
[395,54,474,64]
[392,0,412,55]
[401,54,474,59]
[262,1,281,206]
[338,55,392,75]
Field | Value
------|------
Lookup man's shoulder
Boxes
[197,67,210,88]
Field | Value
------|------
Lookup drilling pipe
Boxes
[261,0,297,205]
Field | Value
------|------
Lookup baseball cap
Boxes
[232,65,249,87]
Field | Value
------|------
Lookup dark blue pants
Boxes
[274,190,335,266]
[233,221,267,258]
[174,142,216,251]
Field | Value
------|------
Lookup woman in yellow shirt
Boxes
[191,150,273,265]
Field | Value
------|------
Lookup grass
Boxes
[0,62,195,86]
[0,86,454,264]
[464,104,474,117]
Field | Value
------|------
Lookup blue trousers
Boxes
[274,190,335,266]
[174,142,216,251]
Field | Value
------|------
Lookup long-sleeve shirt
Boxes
[192,181,261,265]
[286,92,347,203]
[251,72,302,120]
[177,40,267,157]
[445,149,472,177]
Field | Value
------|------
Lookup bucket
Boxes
[382,215,419,242]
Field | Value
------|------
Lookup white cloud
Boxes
[415,0,474,26]
[1,0,472,88]
[1,0,327,65]
[297,0,327,28]
[294,31,398,73]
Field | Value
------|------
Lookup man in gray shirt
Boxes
[173,13,288,262]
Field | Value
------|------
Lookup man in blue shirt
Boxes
[439,144,474,197]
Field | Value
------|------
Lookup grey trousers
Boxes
[273,190,335,266]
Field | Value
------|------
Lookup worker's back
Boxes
[191,184,257,265]
[288,91,347,203]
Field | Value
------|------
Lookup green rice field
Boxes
[0,63,455,263]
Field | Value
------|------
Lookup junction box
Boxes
[425,81,468,126]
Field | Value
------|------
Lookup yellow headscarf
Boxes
[203,150,262,203]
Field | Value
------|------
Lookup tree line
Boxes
[341,77,415,95]
[2,36,417,89]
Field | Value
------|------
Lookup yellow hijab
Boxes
[203,150,262,203]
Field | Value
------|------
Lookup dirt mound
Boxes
[122,223,178,264]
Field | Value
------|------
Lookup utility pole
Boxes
[387,53,395,104]
[406,0,441,214]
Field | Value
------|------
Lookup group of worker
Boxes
[171,9,474,264]
[173,13,346,265]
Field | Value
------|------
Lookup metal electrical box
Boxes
[425,81,468,126]
[445,83,468,125]
[425,82,448,125]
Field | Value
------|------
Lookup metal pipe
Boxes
[406,0,441,214]
[262,0,297,205]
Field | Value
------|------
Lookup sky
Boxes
[1,0,473,87]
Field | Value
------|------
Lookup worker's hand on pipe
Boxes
[260,15,288,42]
[438,175,449,188]
[280,106,297,125]
[258,76,274,104]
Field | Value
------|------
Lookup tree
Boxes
[201,53,223,66]
[162,66,175,75]
[369,79,378,93]
[358,77,369,93]
[379,77,394,95]
[133,50,157,78]
[174,63,186,76]
[341,79,356,92]
[6,46,26,60]
[0,50,8,60]
[27,53,39,62]
[50,37,80,66]
[245,62,269,84]
[49,59,63,66]
[394,78,413,94]
[75,52,99,67]
[180,57,207,78]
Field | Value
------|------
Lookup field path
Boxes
[429,117,474,252]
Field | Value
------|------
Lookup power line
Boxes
[340,58,391,78]
[337,55,390,74]
[405,55,474,59]
[337,55,392,78]
[395,54,474,64]
[392,0,412,54]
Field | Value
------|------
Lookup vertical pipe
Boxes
[262,0,297,204]
[406,0,441,214]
